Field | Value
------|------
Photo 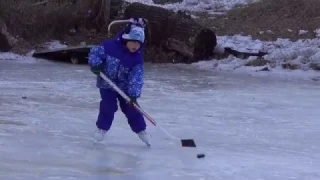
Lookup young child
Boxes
[88,18,151,146]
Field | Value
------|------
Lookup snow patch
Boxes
[315,28,320,37]
[298,30,308,35]
[216,35,320,64]
[192,58,319,81]
[310,51,320,63]
[125,0,260,13]
[0,52,38,63]
[43,40,68,50]
[192,35,320,81]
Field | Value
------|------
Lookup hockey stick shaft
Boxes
[99,72,157,125]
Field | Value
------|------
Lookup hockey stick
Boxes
[107,18,149,37]
[99,72,196,147]
[107,19,131,37]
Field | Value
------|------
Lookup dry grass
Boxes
[200,0,320,41]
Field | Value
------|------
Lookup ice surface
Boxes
[0,59,319,180]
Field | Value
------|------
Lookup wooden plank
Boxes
[32,44,97,64]
[33,45,96,55]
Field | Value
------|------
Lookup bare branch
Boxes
[31,0,49,6]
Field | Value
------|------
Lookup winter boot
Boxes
[93,129,106,141]
[138,130,151,146]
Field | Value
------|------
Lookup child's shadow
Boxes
[87,140,151,177]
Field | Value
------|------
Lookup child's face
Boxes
[126,41,141,53]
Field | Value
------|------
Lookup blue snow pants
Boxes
[96,88,146,133]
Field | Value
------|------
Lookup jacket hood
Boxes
[101,24,145,68]
[114,24,146,54]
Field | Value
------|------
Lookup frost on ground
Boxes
[125,0,260,13]
[192,35,320,81]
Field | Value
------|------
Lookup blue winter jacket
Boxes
[88,31,145,98]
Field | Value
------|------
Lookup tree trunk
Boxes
[103,0,111,25]
[0,33,11,52]
[0,19,15,52]
[123,2,217,63]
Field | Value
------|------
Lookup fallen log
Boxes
[123,2,217,63]
[152,0,183,5]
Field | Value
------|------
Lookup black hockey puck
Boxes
[197,153,205,158]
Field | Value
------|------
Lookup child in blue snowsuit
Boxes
[88,18,150,146]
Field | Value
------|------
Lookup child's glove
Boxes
[90,65,102,75]
[127,97,137,105]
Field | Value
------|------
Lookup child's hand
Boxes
[127,97,137,105]
[90,65,102,75]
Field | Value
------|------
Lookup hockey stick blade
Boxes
[181,139,196,147]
